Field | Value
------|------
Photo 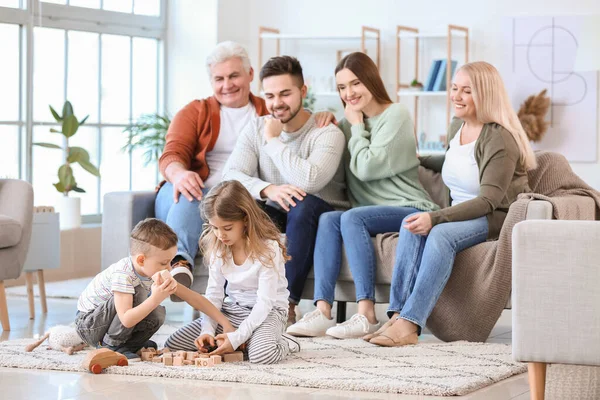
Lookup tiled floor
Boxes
[0,295,529,400]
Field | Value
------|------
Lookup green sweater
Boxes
[338,103,439,211]
[420,117,531,240]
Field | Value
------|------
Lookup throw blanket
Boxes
[375,152,600,342]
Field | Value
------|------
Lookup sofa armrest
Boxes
[101,191,156,270]
[512,220,600,366]
[525,199,552,220]
[0,179,34,280]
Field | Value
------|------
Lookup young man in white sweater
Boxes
[223,56,349,325]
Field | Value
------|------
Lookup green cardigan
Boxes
[420,117,531,240]
[338,103,439,212]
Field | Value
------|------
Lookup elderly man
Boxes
[156,42,333,300]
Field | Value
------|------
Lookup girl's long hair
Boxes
[199,180,290,267]
[459,61,537,170]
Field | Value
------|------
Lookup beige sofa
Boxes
[101,164,554,322]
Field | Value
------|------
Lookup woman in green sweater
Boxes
[367,61,536,347]
[286,52,439,339]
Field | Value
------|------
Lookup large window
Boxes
[0,0,165,221]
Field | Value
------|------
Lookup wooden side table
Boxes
[22,207,60,319]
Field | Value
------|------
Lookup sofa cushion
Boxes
[0,214,22,249]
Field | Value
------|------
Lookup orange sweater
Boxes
[159,93,269,181]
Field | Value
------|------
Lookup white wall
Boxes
[165,0,218,114]
[212,0,600,189]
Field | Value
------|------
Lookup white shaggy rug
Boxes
[5,277,92,299]
[0,329,526,396]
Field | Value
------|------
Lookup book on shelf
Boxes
[432,59,458,91]
[424,60,442,91]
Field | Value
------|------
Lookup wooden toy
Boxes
[197,353,209,358]
[183,360,192,366]
[186,351,198,360]
[211,355,222,364]
[25,325,86,355]
[223,351,244,362]
[195,357,214,367]
[152,357,162,363]
[160,346,171,354]
[173,356,184,366]
[141,351,154,361]
[163,355,173,366]
[176,350,187,360]
[82,348,128,374]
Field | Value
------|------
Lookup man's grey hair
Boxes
[206,41,252,77]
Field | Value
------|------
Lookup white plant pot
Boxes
[56,196,81,230]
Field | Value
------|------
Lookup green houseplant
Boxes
[122,113,171,166]
[33,101,100,195]
[33,101,100,229]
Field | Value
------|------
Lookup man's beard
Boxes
[272,102,302,124]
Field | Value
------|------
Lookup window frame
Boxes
[0,0,167,223]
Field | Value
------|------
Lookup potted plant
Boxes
[33,101,100,229]
[409,79,424,91]
[122,113,171,166]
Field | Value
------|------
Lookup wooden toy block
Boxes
[223,351,244,363]
[176,351,187,360]
[163,356,173,366]
[160,347,170,355]
[173,356,184,366]
[160,270,171,281]
[152,356,162,363]
[186,351,198,360]
[82,348,128,374]
[141,351,154,361]
[195,357,214,367]
[183,360,193,365]
[197,353,210,358]
[210,355,222,364]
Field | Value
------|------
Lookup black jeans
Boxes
[75,285,165,351]
[259,194,335,304]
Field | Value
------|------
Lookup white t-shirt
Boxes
[441,124,480,206]
[200,240,289,350]
[77,257,152,313]
[204,103,256,188]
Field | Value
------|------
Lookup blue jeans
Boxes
[260,195,335,304]
[155,182,207,270]
[313,206,420,306]
[388,214,489,332]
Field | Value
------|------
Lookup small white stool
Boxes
[22,207,60,319]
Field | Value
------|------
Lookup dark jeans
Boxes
[75,285,165,351]
[259,194,335,304]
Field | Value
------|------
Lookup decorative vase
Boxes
[56,196,81,230]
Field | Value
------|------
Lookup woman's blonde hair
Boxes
[199,180,290,268]
[459,61,537,170]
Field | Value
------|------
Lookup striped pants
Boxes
[164,301,289,365]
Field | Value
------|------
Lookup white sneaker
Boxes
[325,314,381,339]
[286,309,336,337]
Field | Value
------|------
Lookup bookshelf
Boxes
[258,26,381,92]
[396,24,469,151]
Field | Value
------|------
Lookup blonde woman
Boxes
[164,180,300,364]
[368,61,536,347]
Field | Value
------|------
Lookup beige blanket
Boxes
[375,152,600,342]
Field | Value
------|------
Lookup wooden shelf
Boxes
[398,90,447,97]
[260,33,378,40]
[398,31,468,39]
[258,26,381,91]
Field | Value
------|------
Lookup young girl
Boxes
[164,180,300,364]
[287,52,438,339]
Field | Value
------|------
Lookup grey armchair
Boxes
[512,220,600,400]
[0,179,34,331]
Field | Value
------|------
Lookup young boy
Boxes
[75,218,233,359]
